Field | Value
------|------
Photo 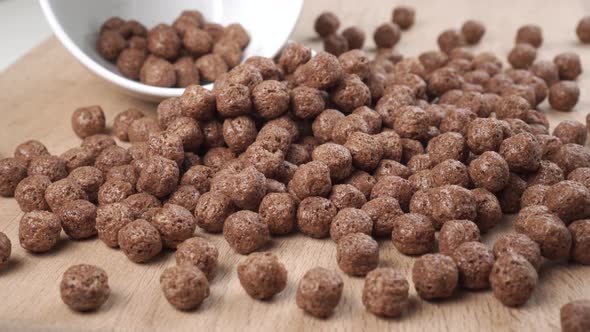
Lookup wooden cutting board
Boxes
[1,0,589,331]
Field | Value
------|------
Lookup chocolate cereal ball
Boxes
[223,210,269,254]
[278,42,311,74]
[567,167,590,191]
[549,81,580,112]
[345,170,377,199]
[336,232,379,276]
[19,210,61,252]
[71,106,106,139]
[466,118,505,154]
[392,213,435,255]
[569,219,590,265]
[139,55,176,87]
[60,147,95,172]
[222,115,257,153]
[461,20,485,44]
[259,193,296,235]
[331,75,371,112]
[0,158,26,197]
[291,86,325,119]
[370,176,415,211]
[194,191,236,233]
[117,219,162,263]
[493,233,542,271]
[412,253,458,300]
[330,208,373,242]
[438,219,481,256]
[60,264,110,312]
[430,185,477,229]
[96,29,126,61]
[497,173,527,213]
[561,299,590,332]
[312,109,345,143]
[160,265,209,311]
[297,196,337,238]
[288,161,332,200]
[526,160,564,186]
[343,132,383,171]
[437,29,465,54]
[28,155,68,182]
[176,237,218,279]
[94,146,132,173]
[514,209,571,260]
[431,159,470,188]
[251,80,290,119]
[152,204,196,249]
[14,140,49,167]
[14,175,51,212]
[468,151,510,193]
[392,6,415,30]
[296,267,343,318]
[294,52,342,90]
[516,24,543,48]
[507,43,536,69]
[553,120,587,146]
[329,184,367,210]
[545,180,590,224]
[499,132,541,173]
[363,268,409,318]
[550,144,590,176]
[69,166,104,202]
[427,132,467,164]
[56,200,97,240]
[374,23,401,48]
[215,83,252,117]
[577,17,590,43]
[341,26,365,50]
[314,12,340,37]
[167,185,200,211]
[472,188,502,232]
[137,156,179,198]
[362,196,403,237]
[128,117,160,143]
[0,232,10,268]
[490,253,537,307]
[323,33,348,56]
[147,24,180,60]
[173,56,198,87]
[95,202,134,247]
[237,252,287,300]
[98,180,134,205]
[44,178,88,212]
[117,48,147,80]
[554,52,582,81]
[452,241,494,289]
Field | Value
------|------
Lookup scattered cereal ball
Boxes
[296,267,343,318]
[222,166,267,210]
[342,132,382,171]
[173,56,199,87]
[530,60,559,86]
[176,237,218,279]
[341,26,365,49]
[258,193,296,235]
[139,55,176,87]
[314,12,340,37]
[212,38,242,68]
[117,219,162,263]
[437,29,465,54]
[497,173,527,213]
[160,265,209,311]
[392,6,415,30]
[323,33,349,56]
[223,210,269,254]
[352,106,381,134]
[568,167,590,191]
[526,160,564,187]
[438,219,481,256]
[97,180,134,205]
[375,130,403,161]
[147,24,180,60]
[28,155,68,182]
[412,253,458,300]
[60,264,110,312]
[244,56,280,80]
[137,156,179,198]
[71,106,106,139]
[194,191,236,233]
[392,213,435,255]
[329,184,367,210]
[0,232,10,268]
[222,115,257,154]
[56,199,97,240]
[0,158,27,197]
[567,219,590,265]
[344,171,376,200]
[215,83,252,118]
[362,267,409,318]
[493,233,542,271]
[182,27,211,56]
[430,185,477,229]
[545,180,590,224]
[251,80,290,119]
[553,120,587,145]
[576,16,590,43]
[44,178,88,211]
[291,86,325,119]
[223,23,250,49]
[116,48,147,80]
[287,161,332,200]
[515,24,542,48]
[297,196,337,238]
[370,176,415,211]
[374,23,401,48]
[278,42,311,74]
[152,204,196,249]
[100,16,125,33]
[94,146,132,174]
[128,36,147,51]
[499,132,541,173]
[14,140,49,167]
[203,147,236,172]
[60,147,95,172]
[490,253,537,307]
[549,81,580,112]
[14,175,51,212]
[561,299,590,332]
[451,241,494,290]
[468,151,509,193]
[19,210,61,253]
[195,54,228,82]
[554,52,582,81]
[514,208,572,259]
[310,109,343,143]
[296,51,343,90]
[96,29,126,61]
[431,159,470,188]
[237,252,287,300]
[330,208,373,242]
[166,185,200,211]
[127,118,160,143]
[96,202,134,247]
[472,188,502,232]
[180,85,216,121]
[428,68,464,97]
[461,20,485,44]
[507,43,536,69]
[550,143,590,176]
[124,193,161,218]
[361,196,403,237]
[374,159,411,180]
[336,232,379,276]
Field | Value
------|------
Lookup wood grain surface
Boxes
[1,0,590,331]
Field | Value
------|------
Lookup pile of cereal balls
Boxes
[1,6,590,330]
[96,10,249,88]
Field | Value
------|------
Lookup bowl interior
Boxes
[42,0,303,101]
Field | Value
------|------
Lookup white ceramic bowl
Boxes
[40,0,303,102]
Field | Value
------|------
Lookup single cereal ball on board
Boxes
[412,253,458,300]
[14,140,49,167]
[507,43,536,69]
[392,213,435,255]
[392,6,415,30]
[577,16,590,43]
[314,12,340,37]
[60,264,110,312]
[361,196,403,237]
[553,120,587,146]
[160,265,209,311]
[259,193,297,235]
[19,210,62,253]
[468,151,510,193]
[336,232,379,276]
[330,208,373,242]
[237,252,287,300]
[549,81,580,112]
[554,52,582,81]
[69,166,105,202]
[452,241,495,290]
[296,267,343,318]
[561,299,590,332]
[55,199,97,240]
[568,219,590,265]
[27,155,68,182]
[362,268,409,318]
[152,204,197,249]
[71,106,106,139]
[490,253,537,307]
[288,161,332,200]
[0,232,11,268]
[136,156,179,198]
[118,219,162,263]
[223,210,270,255]
[461,20,485,44]
[0,158,27,197]
[545,180,590,224]
[493,233,542,271]
[96,202,134,247]
[374,23,401,48]
[194,191,236,233]
[176,237,219,280]
[515,24,543,48]
[44,178,88,212]
[438,219,481,256]
[514,209,572,260]
[297,196,337,238]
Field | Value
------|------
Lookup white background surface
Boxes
[0,0,51,71]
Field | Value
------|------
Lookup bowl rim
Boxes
[39,0,304,100]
